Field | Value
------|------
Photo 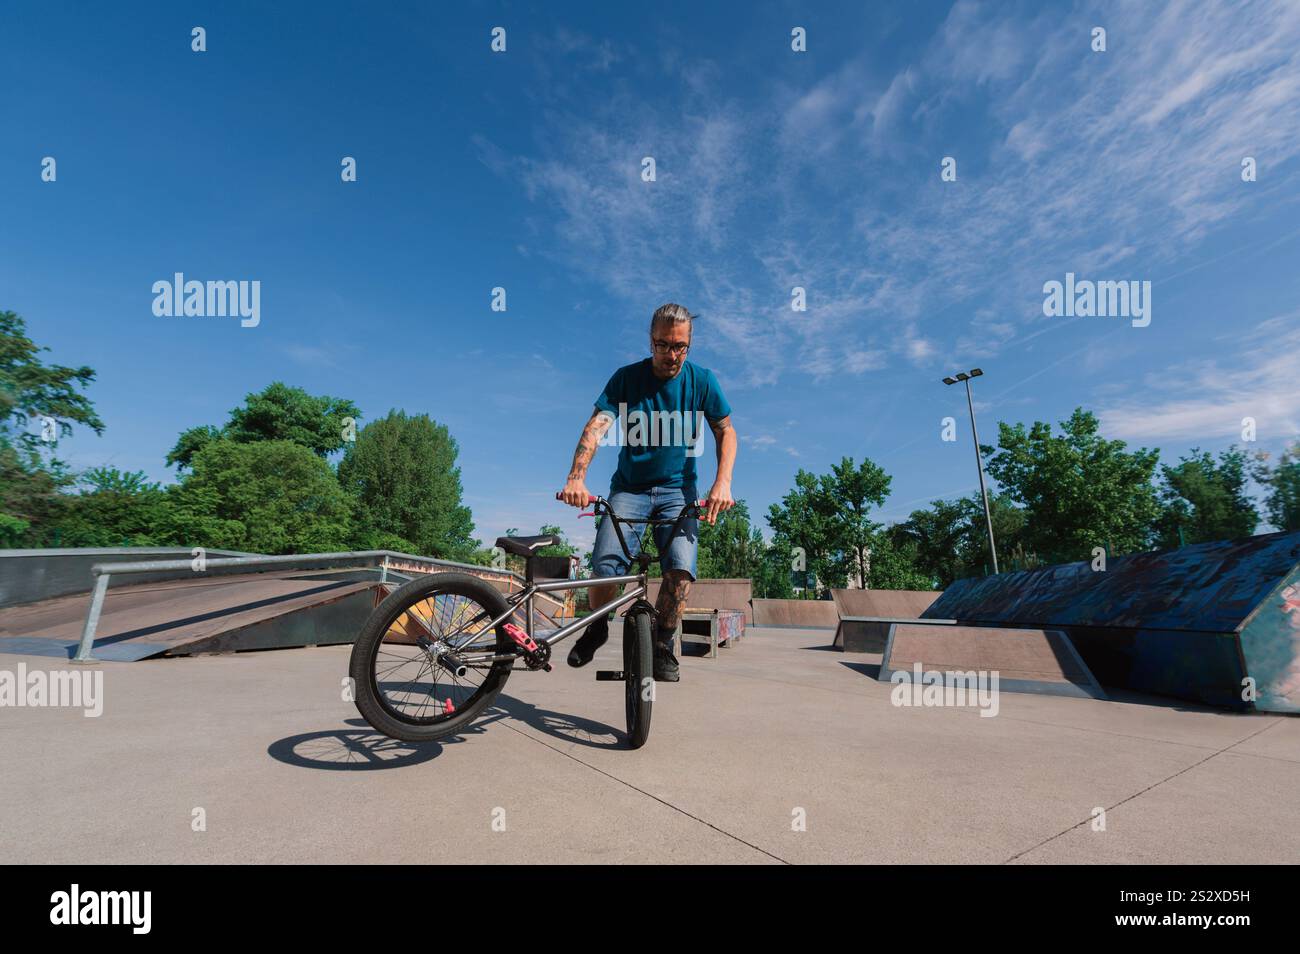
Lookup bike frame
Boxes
[434,573,647,666]
[438,498,699,667]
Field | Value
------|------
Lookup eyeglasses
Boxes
[652,339,690,356]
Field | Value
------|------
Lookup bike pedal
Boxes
[595,670,625,681]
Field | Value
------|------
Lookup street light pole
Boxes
[943,368,999,575]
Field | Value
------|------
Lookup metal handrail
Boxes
[71,549,524,664]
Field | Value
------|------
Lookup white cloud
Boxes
[1098,315,1300,442]
[474,0,1300,408]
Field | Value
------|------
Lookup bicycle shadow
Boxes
[489,693,627,749]
[266,716,509,771]
[269,696,627,770]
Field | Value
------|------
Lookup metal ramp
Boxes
[924,530,1300,712]
[0,550,564,662]
[0,569,379,660]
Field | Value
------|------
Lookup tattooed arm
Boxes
[702,414,737,524]
[559,410,615,507]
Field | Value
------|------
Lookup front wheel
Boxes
[623,608,654,749]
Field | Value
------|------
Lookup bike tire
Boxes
[623,608,654,749]
[351,572,514,743]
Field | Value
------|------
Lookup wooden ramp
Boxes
[878,621,1106,700]
[751,598,839,629]
[831,588,943,651]
[0,569,379,661]
[621,578,753,624]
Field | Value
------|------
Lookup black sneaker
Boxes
[566,622,608,668]
[653,640,680,682]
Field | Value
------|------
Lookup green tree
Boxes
[1251,444,1300,532]
[0,310,104,445]
[983,408,1161,563]
[165,440,354,553]
[51,467,173,547]
[769,458,930,591]
[753,535,797,599]
[697,500,766,579]
[535,524,577,558]
[363,531,421,554]
[767,470,836,595]
[0,512,29,547]
[167,382,360,469]
[337,410,477,559]
[0,310,104,545]
[887,498,969,587]
[0,450,72,546]
[820,457,893,589]
[166,425,222,471]
[1154,447,1258,547]
[888,492,1029,586]
[862,531,935,590]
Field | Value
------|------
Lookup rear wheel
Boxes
[351,572,515,743]
[623,609,654,748]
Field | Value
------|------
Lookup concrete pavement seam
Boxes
[672,666,1296,762]
[500,721,792,865]
[999,718,1286,864]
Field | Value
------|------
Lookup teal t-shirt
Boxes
[594,358,731,493]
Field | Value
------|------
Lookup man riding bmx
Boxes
[559,302,737,681]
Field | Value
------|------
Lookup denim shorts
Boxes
[591,486,698,581]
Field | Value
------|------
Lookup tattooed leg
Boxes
[655,569,693,638]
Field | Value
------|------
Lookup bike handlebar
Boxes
[556,492,705,517]
[555,492,598,506]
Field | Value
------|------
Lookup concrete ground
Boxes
[2,626,1297,864]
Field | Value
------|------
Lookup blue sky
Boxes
[4,0,1299,554]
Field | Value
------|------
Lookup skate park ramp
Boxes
[751,598,838,629]
[623,578,753,624]
[0,569,380,661]
[0,547,256,609]
[832,588,942,652]
[0,550,560,662]
[878,621,1106,700]
[923,530,1300,713]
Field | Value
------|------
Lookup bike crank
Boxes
[502,622,552,672]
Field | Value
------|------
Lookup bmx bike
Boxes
[349,495,702,748]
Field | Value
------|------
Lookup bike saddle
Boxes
[495,534,563,557]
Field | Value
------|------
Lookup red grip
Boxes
[555,492,600,506]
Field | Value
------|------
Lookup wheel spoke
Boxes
[369,584,508,726]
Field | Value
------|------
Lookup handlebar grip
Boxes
[556,491,601,506]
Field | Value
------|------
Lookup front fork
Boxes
[595,596,657,682]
